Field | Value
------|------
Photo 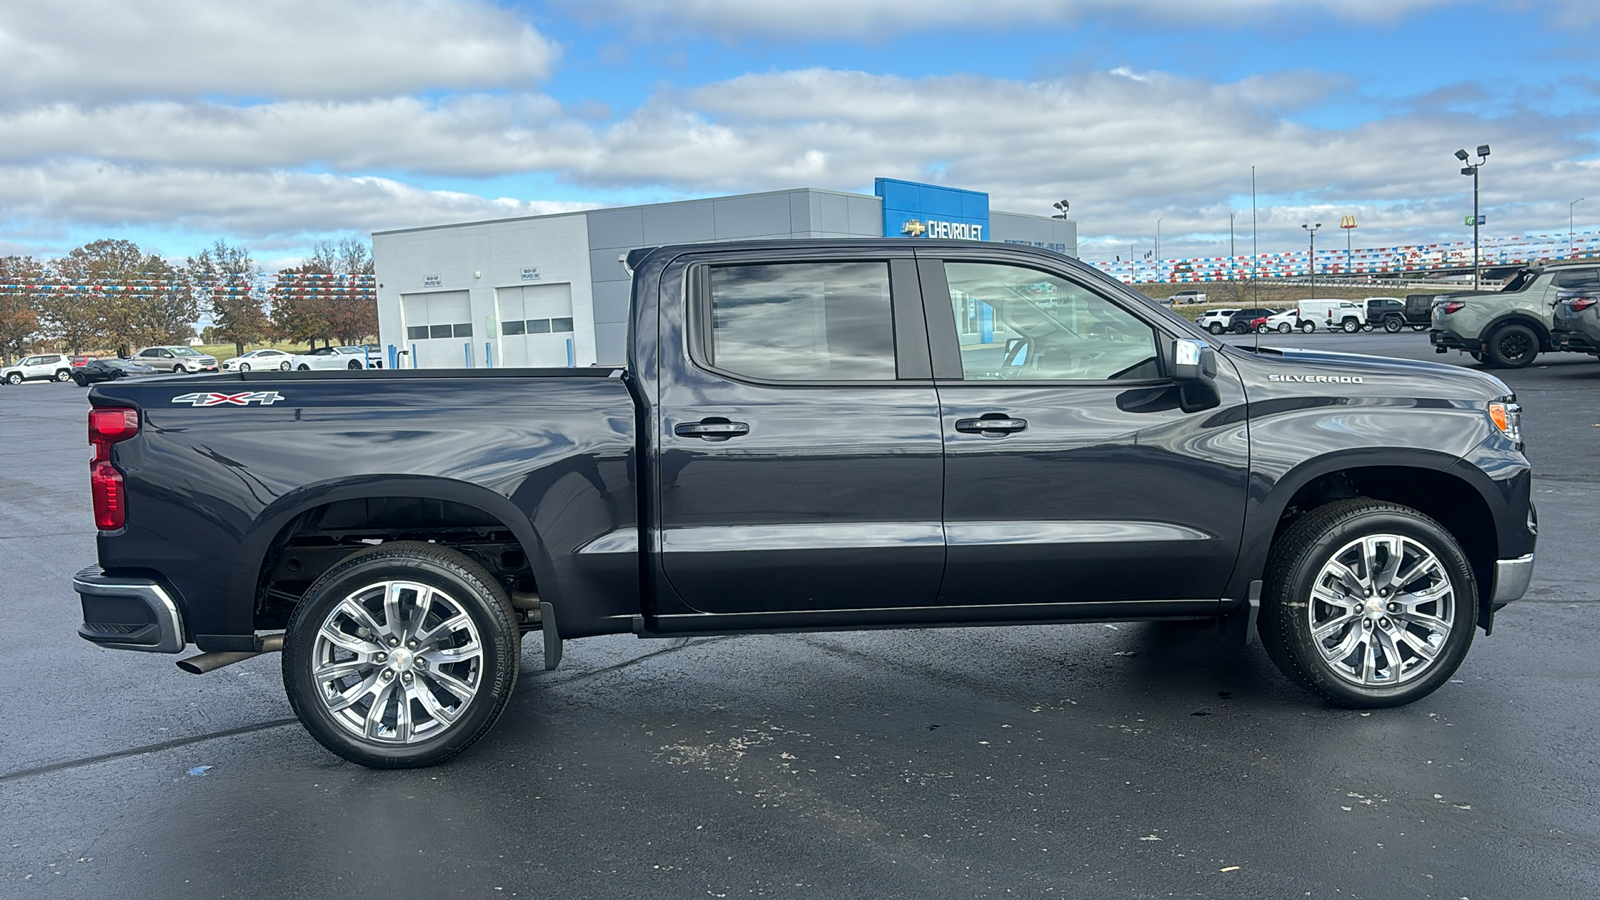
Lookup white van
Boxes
[1296,299,1365,333]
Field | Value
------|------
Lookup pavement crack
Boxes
[0,718,299,784]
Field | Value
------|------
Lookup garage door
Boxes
[496,283,575,368]
[401,291,472,368]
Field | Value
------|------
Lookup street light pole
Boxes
[1229,212,1236,281]
[1456,145,1490,289]
[1302,222,1322,297]
[1571,198,1585,259]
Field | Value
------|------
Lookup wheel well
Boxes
[253,496,539,631]
[1272,467,1497,605]
[1484,314,1552,350]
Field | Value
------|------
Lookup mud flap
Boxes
[1218,580,1262,646]
[540,600,563,670]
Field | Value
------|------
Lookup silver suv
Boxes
[1,353,73,384]
[134,346,218,374]
[1430,262,1600,367]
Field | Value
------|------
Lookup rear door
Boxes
[653,247,946,614]
[919,249,1249,608]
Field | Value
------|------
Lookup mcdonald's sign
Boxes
[1340,215,1358,229]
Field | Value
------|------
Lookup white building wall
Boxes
[374,213,593,369]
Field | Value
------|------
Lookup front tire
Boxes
[1258,499,1475,708]
[4,373,19,385]
[282,542,521,768]
[73,374,88,387]
[1484,323,1539,368]
[297,363,310,370]
[279,361,292,371]
[239,362,251,372]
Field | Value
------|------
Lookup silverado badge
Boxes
[171,391,286,407]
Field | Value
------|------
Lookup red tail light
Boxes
[1570,296,1597,313]
[1441,301,1466,314]
[89,408,139,530]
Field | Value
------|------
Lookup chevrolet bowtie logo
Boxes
[901,219,926,237]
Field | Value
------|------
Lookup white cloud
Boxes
[1,66,1594,259]
[0,0,557,103]
[569,0,1458,38]
[0,162,590,240]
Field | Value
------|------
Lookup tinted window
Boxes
[502,319,525,336]
[406,326,428,340]
[551,317,574,333]
[944,262,1159,382]
[1553,270,1600,289]
[704,261,896,381]
[429,324,452,339]
[453,323,472,338]
[528,319,551,334]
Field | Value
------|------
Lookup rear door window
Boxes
[702,261,897,382]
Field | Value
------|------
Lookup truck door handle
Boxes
[955,416,1028,435]
[674,418,750,440]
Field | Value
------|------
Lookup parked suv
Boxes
[1430,262,1600,367]
[1363,297,1411,333]
[1225,307,1278,334]
[134,346,219,374]
[1196,308,1239,334]
[1,353,73,384]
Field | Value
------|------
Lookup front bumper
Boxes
[73,566,187,653]
[1491,553,1535,607]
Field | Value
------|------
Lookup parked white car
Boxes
[1,353,73,384]
[1195,308,1240,334]
[134,346,219,373]
[222,348,296,372]
[1168,289,1208,305]
[290,346,375,370]
[1259,309,1313,334]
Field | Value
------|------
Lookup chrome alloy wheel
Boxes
[1307,534,1454,687]
[311,580,484,745]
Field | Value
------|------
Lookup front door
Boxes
[920,252,1250,607]
[654,251,946,615]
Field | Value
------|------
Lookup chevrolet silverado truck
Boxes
[73,239,1537,768]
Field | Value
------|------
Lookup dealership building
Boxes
[371,178,1077,368]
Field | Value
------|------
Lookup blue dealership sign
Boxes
[876,178,990,242]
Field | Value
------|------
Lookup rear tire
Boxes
[1384,317,1403,333]
[347,360,362,370]
[55,369,71,381]
[1207,323,1226,335]
[1300,321,1315,334]
[1278,322,1292,334]
[282,542,521,768]
[1484,323,1539,368]
[1342,318,1360,333]
[1258,499,1476,708]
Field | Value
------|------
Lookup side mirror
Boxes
[1168,338,1216,383]
[1164,337,1220,412]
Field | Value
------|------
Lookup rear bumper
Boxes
[1554,330,1597,353]
[1429,329,1479,352]
[73,566,187,653]
[1491,553,1535,607]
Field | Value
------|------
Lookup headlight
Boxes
[1488,400,1521,444]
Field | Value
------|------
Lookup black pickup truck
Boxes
[74,239,1537,768]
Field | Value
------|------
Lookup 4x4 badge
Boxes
[171,391,286,407]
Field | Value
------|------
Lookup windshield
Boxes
[1501,269,1537,292]
[171,347,202,356]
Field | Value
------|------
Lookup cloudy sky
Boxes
[2,0,1596,268]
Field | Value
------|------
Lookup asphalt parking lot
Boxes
[2,333,1598,899]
